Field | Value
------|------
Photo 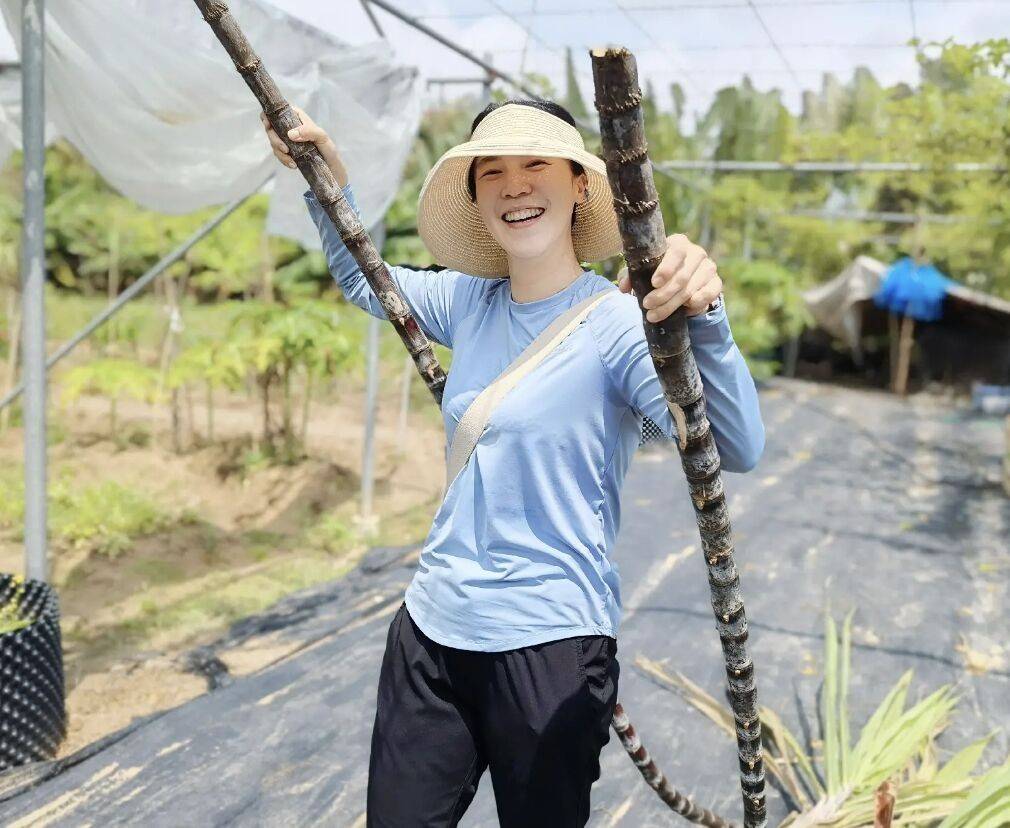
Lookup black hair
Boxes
[465,98,587,224]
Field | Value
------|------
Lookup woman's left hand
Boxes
[617,234,723,322]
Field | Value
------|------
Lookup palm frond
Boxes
[638,610,1008,827]
[937,758,1010,827]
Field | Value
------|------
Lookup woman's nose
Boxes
[501,172,532,198]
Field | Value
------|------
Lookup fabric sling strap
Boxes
[445,289,616,487]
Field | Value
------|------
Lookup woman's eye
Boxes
[527,160,547,168]
[480,169,501,178]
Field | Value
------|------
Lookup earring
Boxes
[583,190,590,204]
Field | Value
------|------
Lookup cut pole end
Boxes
[590,45,629,58]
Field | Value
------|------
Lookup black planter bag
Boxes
[0,575,66,769]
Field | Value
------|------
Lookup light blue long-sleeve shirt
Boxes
[306,186,764,651]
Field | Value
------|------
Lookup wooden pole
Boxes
[1002,415,1009,498]
[894,313,915,396]
[193,0,446,405]
[591,47,766,828]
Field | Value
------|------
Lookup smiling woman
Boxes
[262,96,764,826]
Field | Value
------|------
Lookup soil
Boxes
[0,382,447,756]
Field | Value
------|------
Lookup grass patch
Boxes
[305,513,353,553]
[50,479,169,557]
[0,466,169,556]
[75,553,357,660]
[129,558,186,585]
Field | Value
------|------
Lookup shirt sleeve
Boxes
[304,186,492,348]
[593,291,765,473]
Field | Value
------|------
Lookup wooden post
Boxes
[894,313,915,396]
[1002,414,1009,498]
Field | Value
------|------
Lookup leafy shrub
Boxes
[0,467,168,557]
[49,478,168,557]
[60,358,159,437]
[719,257,813,378]
[306,513,352,554]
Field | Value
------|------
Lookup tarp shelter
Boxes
[0,0,422,249]
[803,255,1010,386]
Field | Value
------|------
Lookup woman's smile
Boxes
[501,206,546,227]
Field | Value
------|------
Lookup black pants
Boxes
[366,603,620,827]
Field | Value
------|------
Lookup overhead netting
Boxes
[0,0,422,249]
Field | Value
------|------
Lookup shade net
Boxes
[0,0,422,249]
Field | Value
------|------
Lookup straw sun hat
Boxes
[416,103,623,279]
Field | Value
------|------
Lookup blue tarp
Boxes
[873,256,955,322]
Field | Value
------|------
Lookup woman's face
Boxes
[472,155,587,265]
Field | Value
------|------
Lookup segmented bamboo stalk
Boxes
[591,47,767,828]
[192,0,446,404]
[612,703,736,828]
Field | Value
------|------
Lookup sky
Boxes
[262,0,1010,117]
[0,0,1007,118]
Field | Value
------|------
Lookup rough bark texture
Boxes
[591,47,767,828]
[192,0,446,404]
[612,703,737,828]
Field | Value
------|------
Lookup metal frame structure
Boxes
[7,0,270,581]
[12,0,997,582]
[21,0,46,582]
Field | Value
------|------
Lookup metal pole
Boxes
[0,182,268,414]
[21,0,46,582]
[358,0,386,39]
[482,52,493,108]
[655,159,1005,174]
[360,314,380,533]
[364,0,704,196]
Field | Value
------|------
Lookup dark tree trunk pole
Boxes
[591,48,767,828]
[192,0,446,404]
[612,703,736,828]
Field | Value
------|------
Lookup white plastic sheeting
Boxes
[802,255,887,362]
[0,0,421,249]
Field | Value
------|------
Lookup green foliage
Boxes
[562,47,588,120]
[49,478,167,557]
[169,338,245,393]
[305,513,353,554]
[5,39,1006,390]
[229,300,353,460]
[719,258,813,378]
[0,575,30,636]
[0,467,167,557]
[60,358,159,437]
[0,466,22,529]
[647,611,1010,826]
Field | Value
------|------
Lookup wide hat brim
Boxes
[416,104,623,279]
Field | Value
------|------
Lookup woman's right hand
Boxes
[261,105,349,188]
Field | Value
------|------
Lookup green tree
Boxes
[230,300,352,462]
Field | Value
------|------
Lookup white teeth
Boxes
[503,207,544,223]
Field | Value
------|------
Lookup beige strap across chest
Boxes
[444,289,616,487]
